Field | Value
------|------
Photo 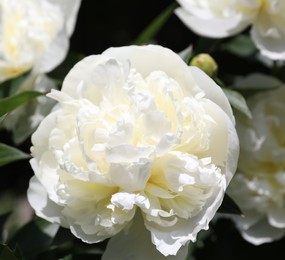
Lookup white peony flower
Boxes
[227,75,285,245]
[175,0,285,60]
[0,0,81,82]
[27,45,239,258]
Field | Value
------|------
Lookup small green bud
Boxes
[190,53,218,78]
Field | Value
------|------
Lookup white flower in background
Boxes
[0,0,82,143]
[27,45,239,258]
[1,73,57,144]
[227,74,285,245]
[175,0,285,60]
[0,0,82,82]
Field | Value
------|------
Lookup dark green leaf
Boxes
[74,246,104,256]
[185,241,196,260]
[8,217,59,259]
[0,244,19,260]
[134,3,177,45]
[0,114,7,123]
[0,72,30,98]
[0,91,44,117]
[218,193,243,215]
[220,35,257,57]
[0,212,11,243]
[0,212,11,240]
[52,227,74,247]
[12,246,24,260]
[222,88,252,119]
[194,38,221,54]
[0,143,30,167]
[60,254,72,260]
[179,45,193,65]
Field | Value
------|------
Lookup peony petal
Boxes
[175,7,251,38]
[102,45,202,97]
[223,113,240,184]
[61,55,130,104]
[145,177,226,256]
[108,160,152,191]
[35,32,69,73]
[51,0,82,36]
[31,111,58,154]
[190,66,235,124]
[35,0,82,72]
[27,176,67,227]
[240,217,285,245]
[68,198,136,243]
[102,213,188,260]
[268,206,285,228]
[251,19,285,60]
[199,99,229,167]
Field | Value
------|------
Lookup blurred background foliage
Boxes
[1,1,285,259]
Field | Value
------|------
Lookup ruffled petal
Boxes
[61,55,130,104]
[35,32,69,73]
[27,176,67,227]
[102,45,203,97]
[175,7,251,38]
[145,177,227,256]
[190,66,235,124]
[241,217,285,245]
[102,213,188,260]
[251,18,285,60]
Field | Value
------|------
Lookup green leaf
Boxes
[194,38,221,54]
[0,212,11,243]
[59,255,73,260]
[179,45,193,64]
[218,193,243,215]
[74,246,104,256]
[0,91,44,117]
[185,241,196,260]
[222,88,252,119]
[0,72,30,98]
[51,227,74,247]
[0,244,19,260]
[12,246,24,260]
[8,217,59,259]
[134,3,177,45]
[0,143,30,167]
[220,34,257,57]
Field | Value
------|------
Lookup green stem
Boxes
[134,2,177,45]
[186,241,196,260]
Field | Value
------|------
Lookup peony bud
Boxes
[190,53,218,78]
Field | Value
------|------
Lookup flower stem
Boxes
[133,2,177,45]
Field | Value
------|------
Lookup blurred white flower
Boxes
[1,73,57,144]
[0,0,81,81]
[227,75,285,245]
[0,0,82,144]
[27,45,239,258]
[175,0,285,60]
